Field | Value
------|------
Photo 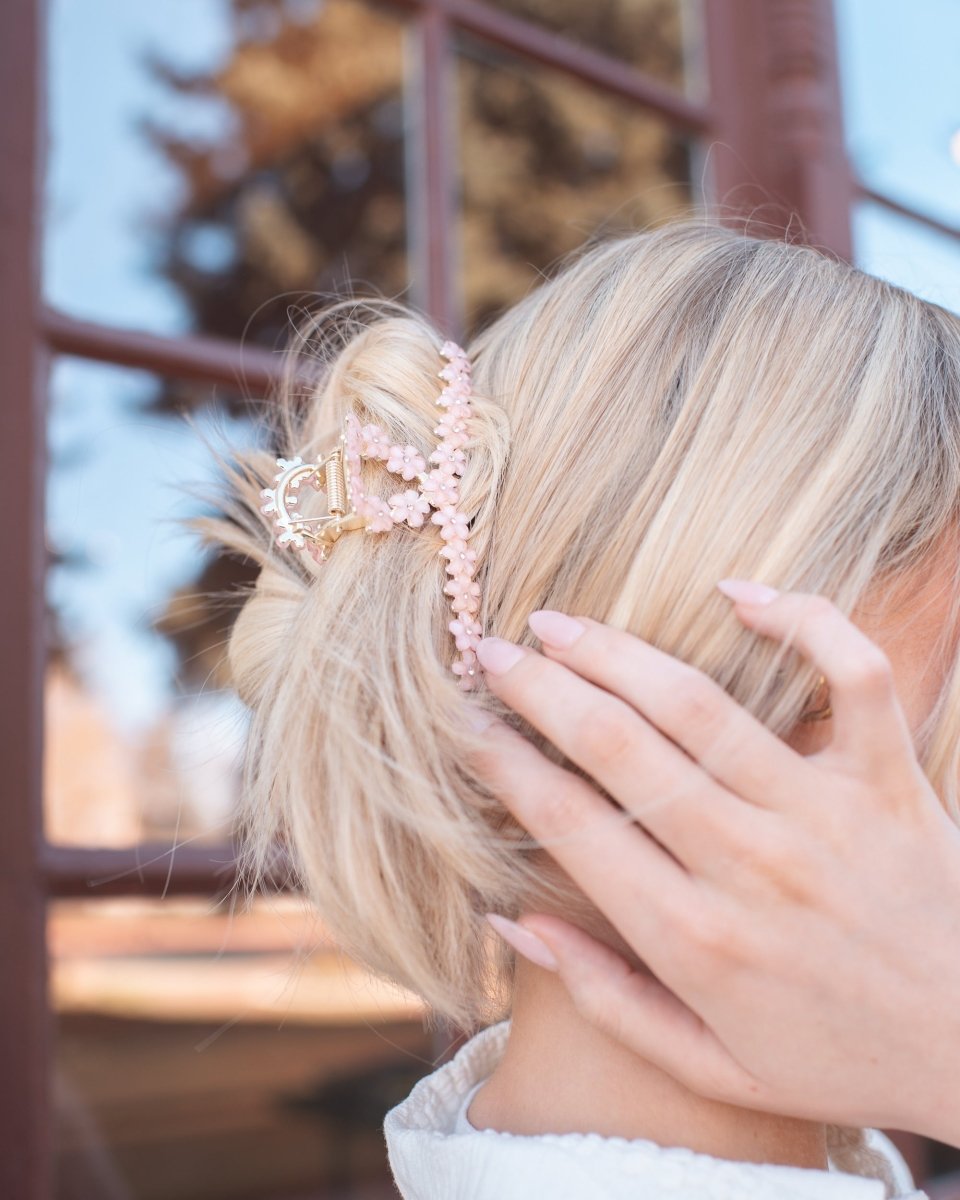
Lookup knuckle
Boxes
[673,899,741,963]
[745,825,818,904]
[844,645,894,696]
[690,909,739,959]
[534,779,594,839]
[750,823,796,874]
[668,672,720,734]
[576,701,638,769]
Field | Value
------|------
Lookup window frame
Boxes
[0,0,863,1195]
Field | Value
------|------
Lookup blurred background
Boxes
[3,0,960,1196]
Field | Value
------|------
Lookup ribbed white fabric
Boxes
[384,1020,927,1200]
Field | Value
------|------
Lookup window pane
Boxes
[50,895,434,1199]
[480,0,705,96]
[458,38,697,330]
[852,201,960,316]
[45,357,259,847]
[836,0,960,231]
[45,0,409,348]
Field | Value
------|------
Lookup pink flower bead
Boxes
[429,444,467,475]
[452,595,481,616]
[366,497,395,532]
[441,542,477,576]
[431,505,470,541]
[388,488,431,528]
[438,380,471,406]
[344,415,363,458]
[360,423,392,460]
[449,615,482,651]
[440,400,472,421]
[429,458,460,483]
[387,444,426,480]
[444,576,481,612]
[420,471,459,507]
[452,649,480,689]
[444,574,479,600]
[348,467,364,495]
[433,413,470,447]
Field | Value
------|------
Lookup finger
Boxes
[717,582,915,778]
[475,640,761,876]
[468,716,707,964]
[526,610,810,808]
[516,913,770,1110]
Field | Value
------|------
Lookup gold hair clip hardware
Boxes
[258,443,366,561]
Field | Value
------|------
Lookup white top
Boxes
[384,1020,927,1200]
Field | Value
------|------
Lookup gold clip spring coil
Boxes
[325,451,347,517]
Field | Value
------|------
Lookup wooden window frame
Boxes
[856,184,960,244]
[0,0,859,1195]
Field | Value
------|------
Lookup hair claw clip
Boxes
[258,341,484,687]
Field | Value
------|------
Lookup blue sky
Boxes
[43,0,960,737]
[836,0,960,313]
[45,0,235,336]
[45,0,256,733]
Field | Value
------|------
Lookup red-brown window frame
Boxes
[0,0,892,1196]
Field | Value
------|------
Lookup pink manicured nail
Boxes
[476,637,526,674]
[717,578,780,605]
[528,609,586,649]
[485,913,559,971]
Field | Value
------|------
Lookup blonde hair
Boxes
[204,218,960,1035]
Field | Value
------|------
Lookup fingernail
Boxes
[467,707,496,733]
[476,637,526,674]
[528,609,586,649]
[717,578,780,605]
[485,913,559,971]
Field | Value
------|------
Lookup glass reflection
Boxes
[50,895,433,1200]
[481,0,702,92]
[836,0,960,230]
[45,357,259,847]
[45,0,409,348]
[458,37,696,330]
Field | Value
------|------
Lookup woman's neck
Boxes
[467,957,828,1170]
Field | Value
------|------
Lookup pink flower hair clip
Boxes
[258,340,484,689]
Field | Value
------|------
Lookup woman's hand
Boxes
[470,582,960,1146]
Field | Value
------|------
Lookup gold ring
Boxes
[799,673,832,722]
